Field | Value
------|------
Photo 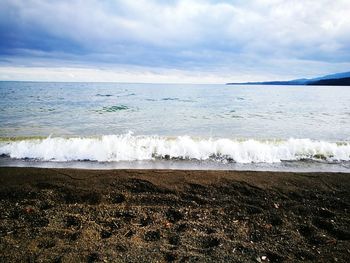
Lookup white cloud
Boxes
[1,57,350,83]
[0,66,231,83]
[1,0,350,81]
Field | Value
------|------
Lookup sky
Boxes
[0,0,350,83]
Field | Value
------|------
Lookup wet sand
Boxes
[0,167,349,262]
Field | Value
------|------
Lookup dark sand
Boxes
[0,167,349,262]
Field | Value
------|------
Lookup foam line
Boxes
[0,134,349,163]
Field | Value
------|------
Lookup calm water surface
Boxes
[0,82,349,140]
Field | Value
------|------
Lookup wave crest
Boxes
[0,134,349,163]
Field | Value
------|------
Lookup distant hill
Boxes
[313,71,350,81]
[308,77,350,86]
[226,71,350,86]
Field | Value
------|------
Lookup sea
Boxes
[0,81,349,172]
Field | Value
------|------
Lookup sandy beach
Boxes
[0,167,349,262]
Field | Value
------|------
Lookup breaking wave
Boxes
[0,133,349,163]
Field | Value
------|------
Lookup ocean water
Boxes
[0,81,349,171]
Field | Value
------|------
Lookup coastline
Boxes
[0,167,349,262]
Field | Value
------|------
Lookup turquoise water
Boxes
[1,81,349,140]
[0,81,349,171]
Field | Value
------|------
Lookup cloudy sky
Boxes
[1,0,350,83]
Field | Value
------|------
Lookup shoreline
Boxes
[1,158,350,173]
[1,167,349,262]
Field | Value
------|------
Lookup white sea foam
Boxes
[0,134,349,163]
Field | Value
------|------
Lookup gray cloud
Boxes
[0,0,350,82]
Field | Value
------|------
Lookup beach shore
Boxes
[0,167,349,262]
